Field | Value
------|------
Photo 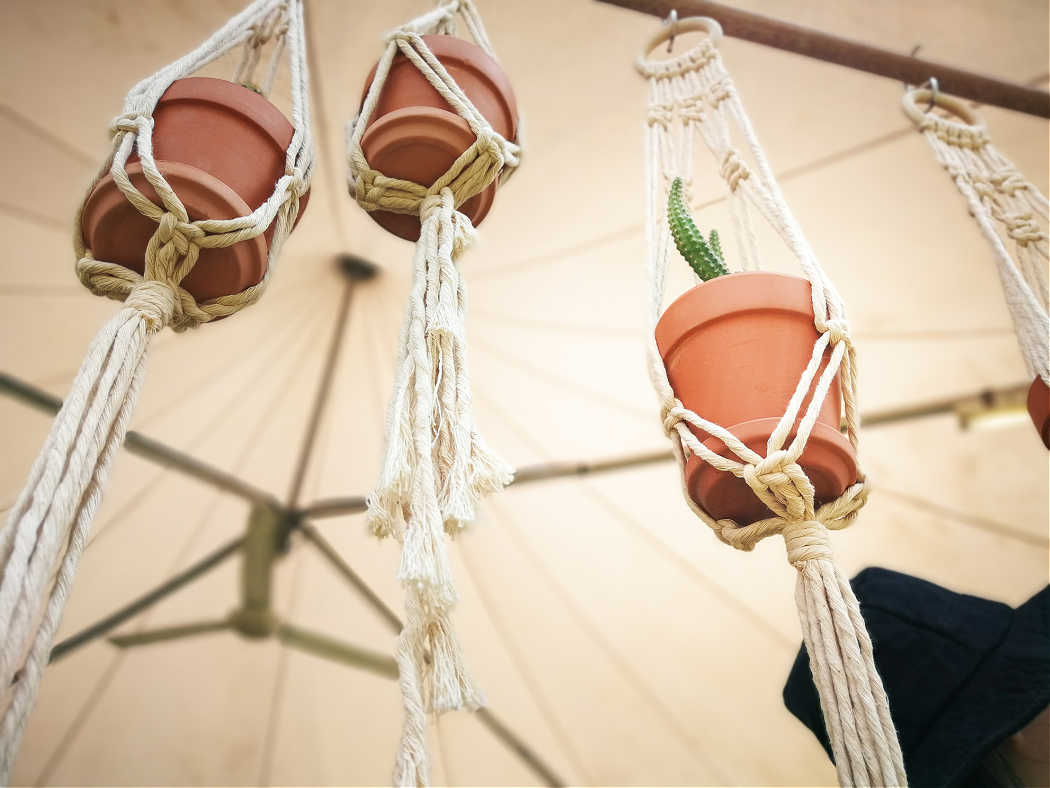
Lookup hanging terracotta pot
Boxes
[655,271,859,525]
[1027,376,1050,449]
[81,77,309,302]
[359,34,518,241]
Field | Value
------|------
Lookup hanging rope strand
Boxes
[0,2,312,781]
[637,20,903,786]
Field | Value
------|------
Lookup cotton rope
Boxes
[637,18,906,787]
[0,2,312,781]
[902,88,1049,387]
[346,2,520,785]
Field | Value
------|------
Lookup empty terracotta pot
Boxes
[81,77,309,302]
[655,271,859,524]
[359,34,518,241]
[1027,376,1049,449]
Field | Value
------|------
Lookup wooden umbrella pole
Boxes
[596,0,1050,118]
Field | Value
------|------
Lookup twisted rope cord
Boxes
[903,94,1049,385]
[346,3,519,786]
[0,2,313,781]
[638,27,904,786]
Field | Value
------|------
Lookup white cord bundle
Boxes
[902,88,1049,387]
[0,2,312,780]
[346,2,520,786]
[637,19,905,786]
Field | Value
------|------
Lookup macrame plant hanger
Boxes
[637,18,907,787]
[901,86,1049,444]
[0,1,312,780]
[346,2,521,785]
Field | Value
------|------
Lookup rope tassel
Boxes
[367,189,509,788]
[0,306,155,779]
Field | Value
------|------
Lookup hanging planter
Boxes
[358,33,518,240]
[656,271,858,524]
[81,76,309,302]
[0,2,312,781]
[903,87,1049,450]
[1028,376,1050,448]
[346,3,522,785]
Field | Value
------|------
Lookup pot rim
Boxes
[655,271,819,361]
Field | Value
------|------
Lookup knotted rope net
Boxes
[902,88,1049,389]
[0,1,312,779]
[345,2,521,785]
[637,19,906,786]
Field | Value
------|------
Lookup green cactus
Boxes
[667,177,729,281]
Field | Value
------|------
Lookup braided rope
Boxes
[903,88,1049,386]
[0,3,312,781]
[638,22,905,786]
[346,3,519,786]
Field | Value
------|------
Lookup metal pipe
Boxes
[0,372,279,508]
[48,536,244,662]
[597,0,1050,118]
[277,622,399,678]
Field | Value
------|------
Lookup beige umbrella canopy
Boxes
[1,0,1047,784]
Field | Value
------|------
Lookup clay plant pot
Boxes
[81,77,309,303]
[359,34,518,241]
[655,271,859,525]
[1027,376,1050,449]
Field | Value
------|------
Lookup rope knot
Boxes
[823,318,850,346]
[660,397,685,436]
[741,450,815,521]
[126,280,176,333]
[647,102,674,129]
[154,212,204,255]
[782,519,832,566]
[420,192,448,222]
[1002,211,1045,245]
[720,150,750,192]
[678,97,705,125]
[109,112,149,138]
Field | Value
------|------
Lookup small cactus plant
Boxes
[668,177,729,281]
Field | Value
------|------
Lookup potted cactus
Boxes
[80,77,309,302]
[655,178,858,524]
[357,35,518,241]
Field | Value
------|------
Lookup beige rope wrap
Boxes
[345,3,520,786]
[902,88,1049,387]
[0,2,312,781]
[638,20,905,786]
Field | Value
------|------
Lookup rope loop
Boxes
[109,112,149,138]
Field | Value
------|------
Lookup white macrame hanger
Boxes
[637,17,906,786]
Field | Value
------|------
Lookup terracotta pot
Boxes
[81,77,309,302]
[655,271,859,524]
[359,34,518,241]
[1027,376,1050,449]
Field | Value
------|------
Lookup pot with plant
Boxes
[655,178,859,525]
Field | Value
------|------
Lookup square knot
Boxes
[921,116,989,149]
[678,97,705,125]
[720,150,750,192]
[1002,211,1045,245]
[155,212,204,254]
[706,77,734,108]
[742,450,815,521]
[781,519,832,566]
[647,103,675,129]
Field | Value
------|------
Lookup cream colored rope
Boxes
[903,88,1049,386]
[637,19,905,786]
[0,2,312,781]
[345,2,520,786]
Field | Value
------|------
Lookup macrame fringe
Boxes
[0,308,154,782]
[366,190,507,788]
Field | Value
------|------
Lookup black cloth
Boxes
[782,567,1050,788]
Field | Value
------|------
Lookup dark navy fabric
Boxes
[782,567,1050,788]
